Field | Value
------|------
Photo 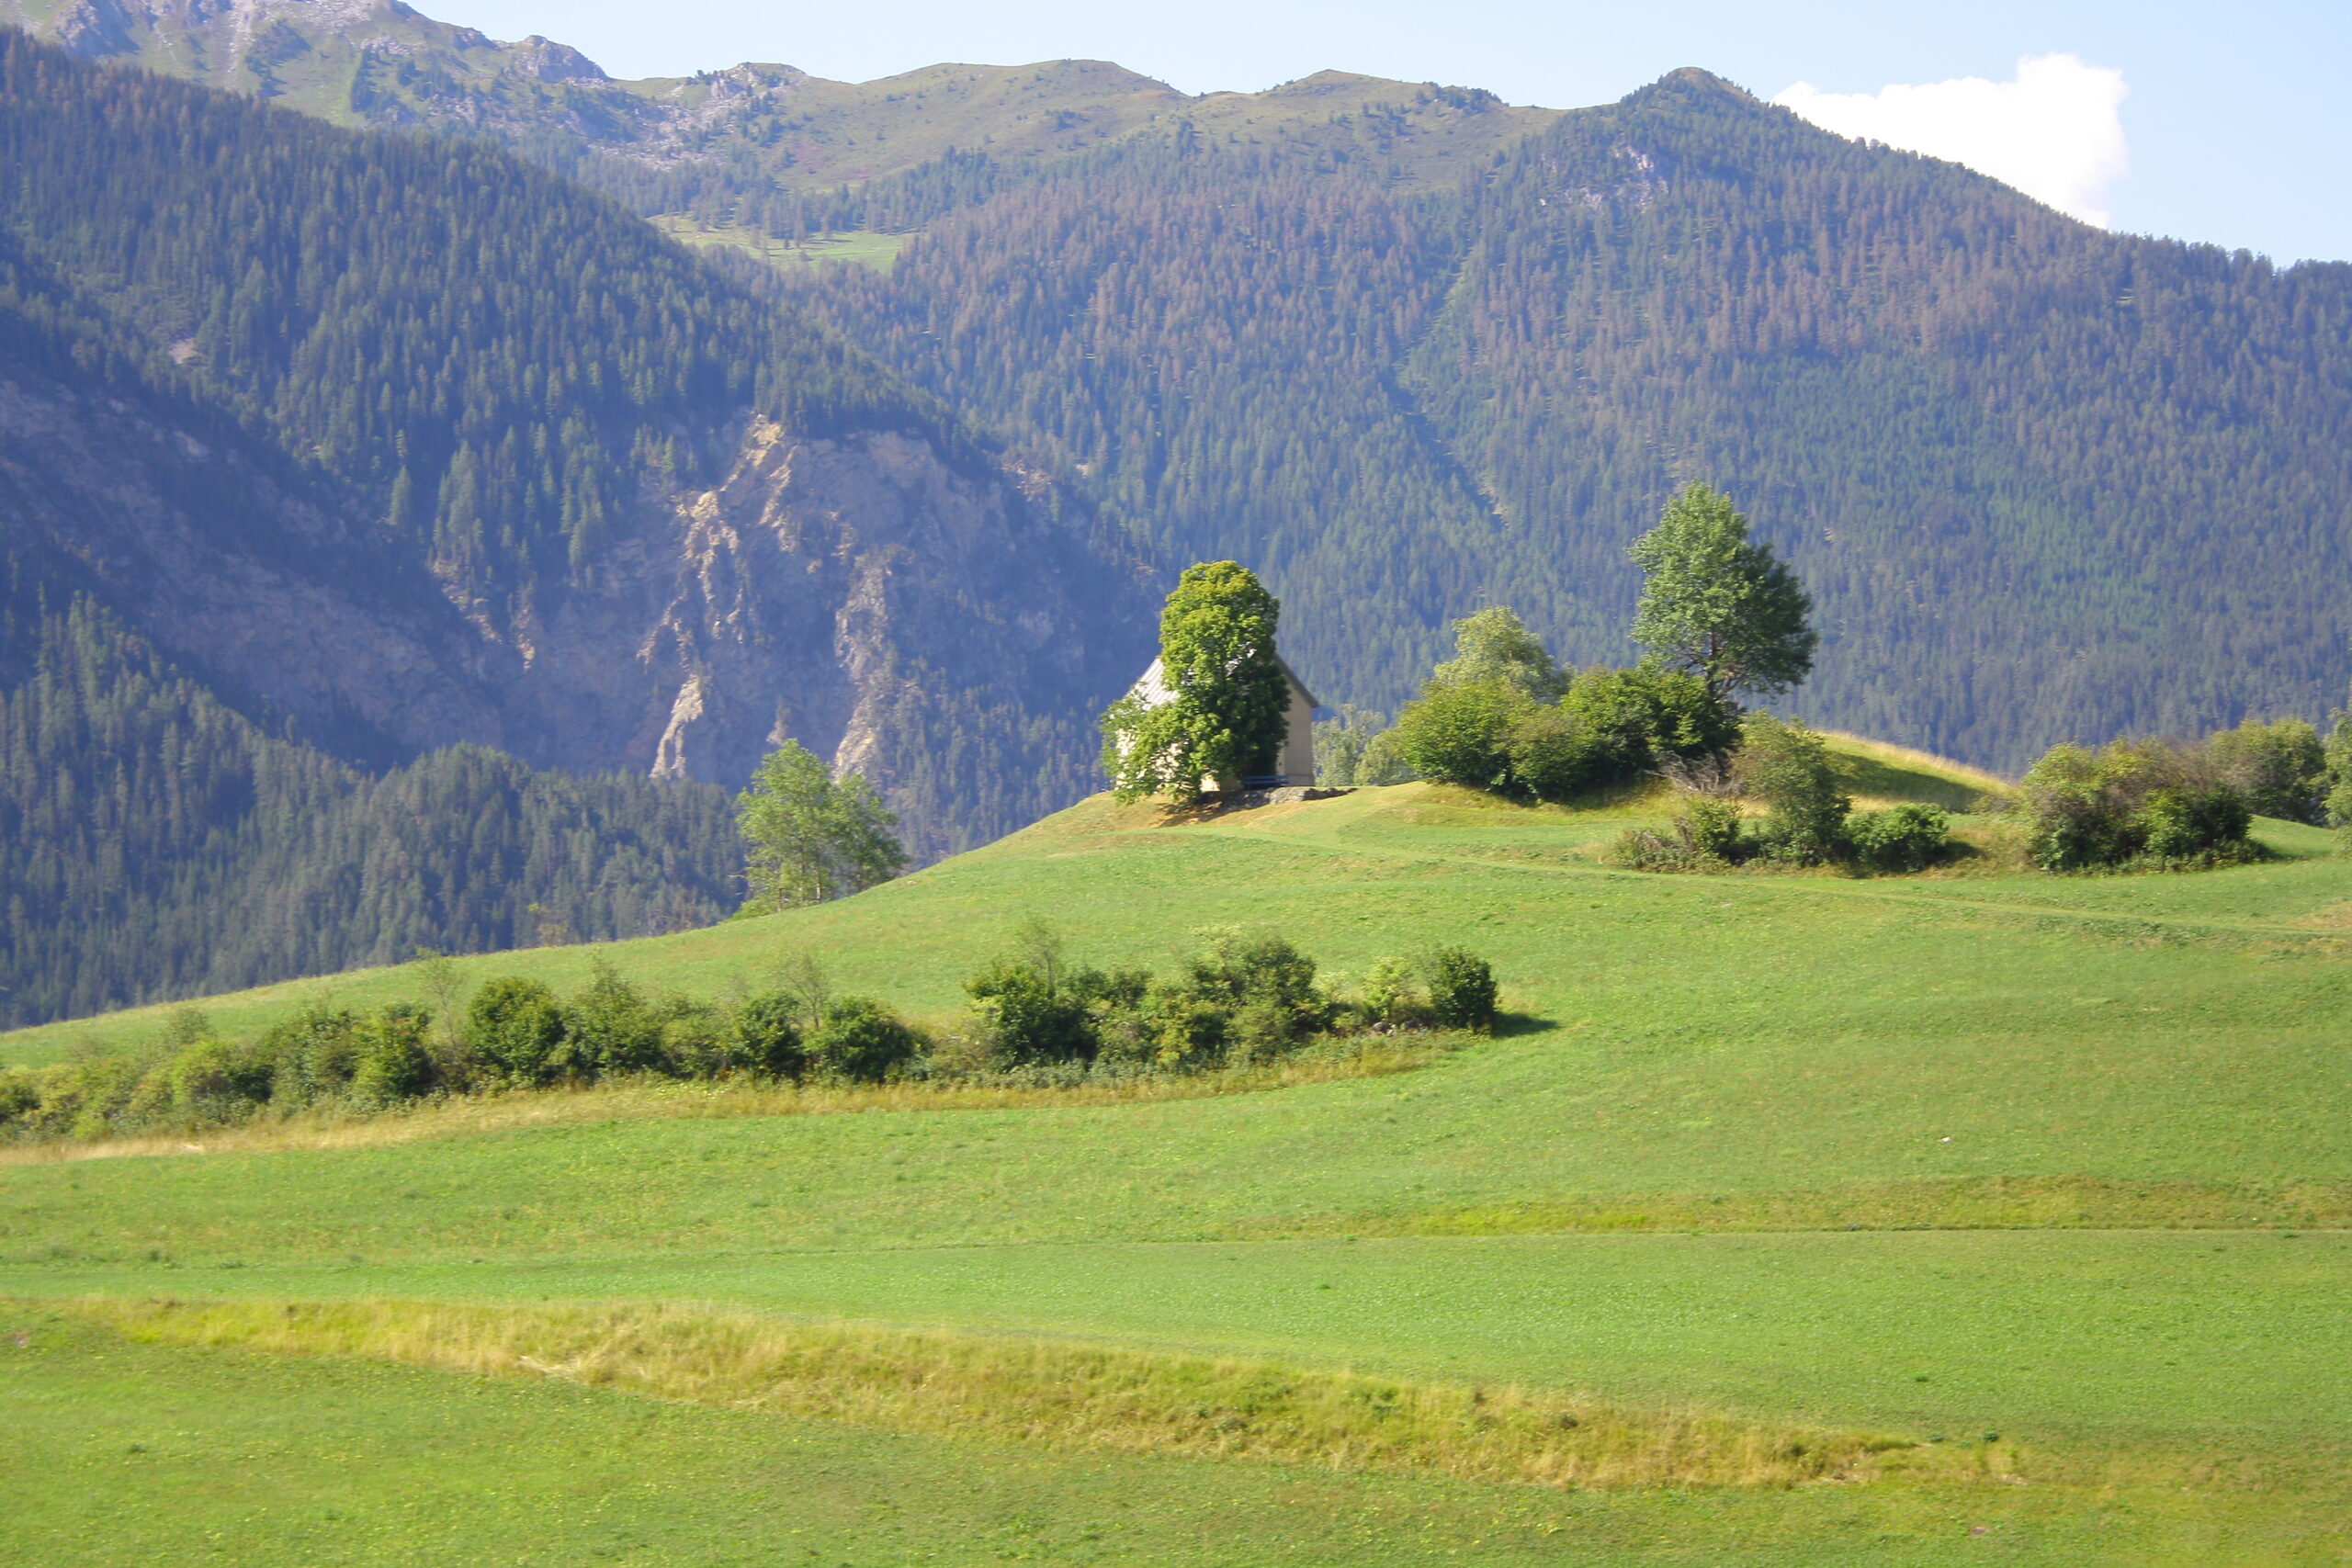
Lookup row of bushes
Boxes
[2017,737,2267,870]
[1616,713,2327,877]
[1981,716,2330,873]
[0,933,1499,1144]
[0,962,922,1144]
[1316,609,1738,803]
[1396,661,1737,804]
[1614,716,1951,874]
[964,923,1497,1068]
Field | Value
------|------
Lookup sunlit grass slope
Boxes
[30,1306,2338,1568]
[8,735,2352,1561]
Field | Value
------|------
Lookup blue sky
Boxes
[435,0,2349,264]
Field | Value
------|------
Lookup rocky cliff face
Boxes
[515,417,1154,858]
[0,350,1152,856]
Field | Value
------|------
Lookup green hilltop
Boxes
[7,737,2352,1561]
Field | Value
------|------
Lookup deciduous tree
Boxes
[738,741,908,910]
[1102,561,1289,803]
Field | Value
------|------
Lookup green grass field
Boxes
[647,216,910,271]
[8,744,2352,1562]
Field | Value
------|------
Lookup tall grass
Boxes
[63,1296,1929,1490]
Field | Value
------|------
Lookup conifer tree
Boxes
[1629,484,1816,705]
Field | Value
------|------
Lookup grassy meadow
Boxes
[7,740,2352,1562]
[646,216,911,271]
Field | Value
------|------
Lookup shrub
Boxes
[1358,956,1422,1026]
[469,976,568,1086]
[1612,795,1746,871]
[729,990,807,1079]
[2018,739,2256,869]
[165,1036,276,1120]
[2204,717,2324,823]
[1562,664,1739,777]
[563,961,666,1077]
[1128,985,1234,1067]
[1845,804,1951,874]
[967,957,1098,1065]
[658,1009,729,1078]
[1734,715,1850,864]
[1680,796,1747,863]
[1424,947,1498,1032]
[1186,930,1324,1043]
[2018,742,2137,869]
[1505,704,1602,803]
[1394,678,1531,793]
[2138,786,2253,861]
[2326,703,2352,829]
[1354,728,1417,785]
[262,1006,362,1104]
[350,1004,437,1107]
[807,998,921,1082]
[0,1069,40,1130]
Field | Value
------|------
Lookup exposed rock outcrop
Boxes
[0,359,1152,855]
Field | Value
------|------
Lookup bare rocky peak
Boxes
[19,0,397,58]
[503,32,607,84]
[5,0,616,93]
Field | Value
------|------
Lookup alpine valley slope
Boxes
[0,30,1154,1023]
[20,1,2352,771]
[6,761,2351,1562]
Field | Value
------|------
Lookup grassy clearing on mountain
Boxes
[7,739,2351,1560]
[6,781,2351,1261]
[56,1296,1917,1490]
[648,216,910,270]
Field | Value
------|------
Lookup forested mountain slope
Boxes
[23,5,2352,767]
[0,28,1148,824]
[797,72,2352,765]
[0,575,741,1026]
[0,30,1152,1023]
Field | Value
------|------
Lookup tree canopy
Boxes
[1629,483,1817,705]
[737,741,909,911]
[1101,561,1289,803]
[1430,607,1566,702]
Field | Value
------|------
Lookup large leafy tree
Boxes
[1102,561,1289,803]
[1629,484,1817,705]
[1430,606,1566,702]
[737,741,908,910]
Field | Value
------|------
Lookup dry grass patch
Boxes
[1251,1175,2352,1239]
[58,1296,1928,1491]
[0,1037,1443,1168]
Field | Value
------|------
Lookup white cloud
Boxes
[1773,54,2130,227]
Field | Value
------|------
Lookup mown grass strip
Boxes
[1250,1175,2352,1238]
[55,1297,1931,1491]
[0,1036,1445,1167]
